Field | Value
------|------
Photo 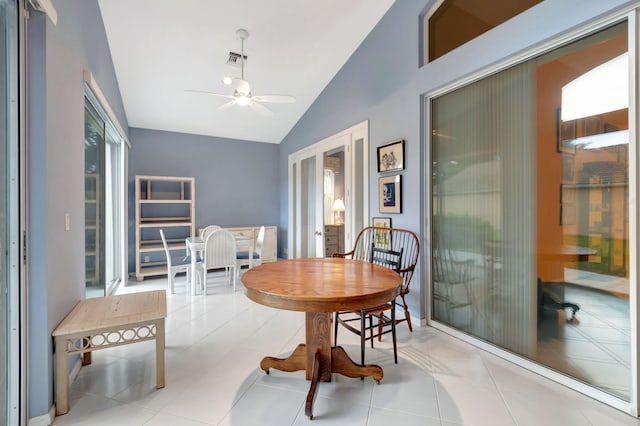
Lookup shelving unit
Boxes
[135,175,195,281]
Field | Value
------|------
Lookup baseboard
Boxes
[28,357,82,426]
[27,405,55,426]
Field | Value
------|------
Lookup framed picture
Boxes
[561,204,576,226]
[377,139,404,172]
[372,217,392,248]
[560,184,575,204]
[379,175,401,214]
[556,108,576,154]
[372,217,391,228]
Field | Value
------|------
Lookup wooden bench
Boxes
[52,290,167,415]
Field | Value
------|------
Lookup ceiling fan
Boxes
[186,28,295,116]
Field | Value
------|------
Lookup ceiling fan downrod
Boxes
[236,28,249,81]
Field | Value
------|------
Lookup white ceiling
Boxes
[97,0,395,144]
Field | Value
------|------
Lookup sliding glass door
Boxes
[84,100,105,297]
[430,19,632,402]
[85,88,125,297]
[1,0,20,423]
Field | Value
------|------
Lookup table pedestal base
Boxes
[260,338,383,419]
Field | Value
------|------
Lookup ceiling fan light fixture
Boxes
[186,28,294,115]
[234,95,252,106]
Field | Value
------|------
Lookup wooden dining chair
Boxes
[334,242,403,364]
[332,226,420,364]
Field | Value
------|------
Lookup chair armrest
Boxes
[332,250,354,259]
[433,257,475,282]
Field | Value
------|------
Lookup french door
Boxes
[288,121,368,258]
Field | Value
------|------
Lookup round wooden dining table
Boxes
[241,257,402,420]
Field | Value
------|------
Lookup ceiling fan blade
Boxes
[249,101,273,116]
[252,95,296,103]
[184,89,233,99]
[216,100,236,111]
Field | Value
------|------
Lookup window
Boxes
[426,0,542,62]
[430,20,631,400]
[84,81,126,297]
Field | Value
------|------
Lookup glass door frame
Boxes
[288,120,369,259]
[423,8,639,417]
[4,0,27,423]
[83,72,129,296]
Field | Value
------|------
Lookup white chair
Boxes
[236,226,265,273]
[160,229,194,294]
[202,229,237,293]
[200,225,221,240]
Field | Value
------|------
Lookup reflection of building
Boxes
[573,160,628,276]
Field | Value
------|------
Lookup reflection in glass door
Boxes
[85,100,105,298]
[323,147,346,257]
[430,20,632,403]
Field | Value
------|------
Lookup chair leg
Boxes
[232,265,237,291]
[167,272,175,294]
[360,311,366,366]
[369,315,374,348]
[399,295,413,332]
[202,266,207,296]
[333,312,339,348]
[391,306,398,364]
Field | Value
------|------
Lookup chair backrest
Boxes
[432,246,473,283]
[255,226,265,257]
[370,242,403,273]
[201,225,222,240]
[203,229,236,269]
[335,226,420,295]
[159,229,172,268]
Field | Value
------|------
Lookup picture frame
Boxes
[556,108,576,154]
[560,184,575,204]
[377,139,404,173]
[372,217,391,228]
[372,217,392,248]
[379,174,401,214]
[561,204,576,226]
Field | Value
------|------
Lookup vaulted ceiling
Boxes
[98,0,395,143]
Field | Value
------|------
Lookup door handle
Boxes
[315,231,322,236]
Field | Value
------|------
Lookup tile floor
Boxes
[536,282,631,399]
[53,272,640,426]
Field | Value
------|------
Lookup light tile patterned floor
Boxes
[52,272,640,425]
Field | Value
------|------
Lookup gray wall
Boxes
[27,0,127,418]
[127,128,280,272]
[27,0,636,419]
[278,0,637,322]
